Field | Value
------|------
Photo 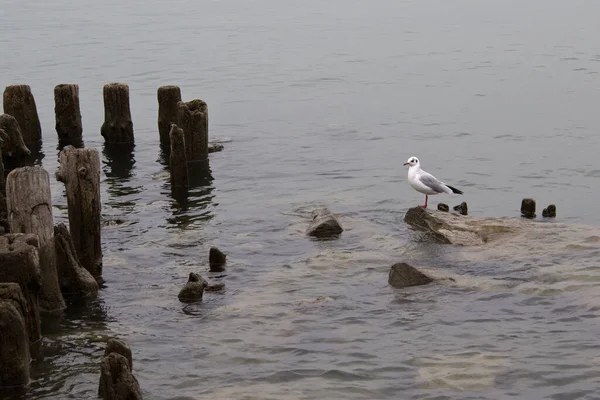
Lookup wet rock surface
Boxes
[453,201,468,216]
[388,262,433,288]
[306,208,343,238]
[98,353,142,400]
[178,273,208,303]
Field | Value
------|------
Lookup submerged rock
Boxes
[208,143,224,153]
[388,262,433,288]
[542,204,556,218]
[178,272,208,303]
[205,282,225,292]
[437,203,449,212]
[521,198,536,219]
[453,201,468,216]
[209,247,226,272]
[306,208,343,238]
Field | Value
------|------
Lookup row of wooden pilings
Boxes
[0,83,211,394]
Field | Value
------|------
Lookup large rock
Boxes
[178,272,208,303]
[404,206,518,246]
[306,208,343,238]
[98,353,142,400]
[54,223,99,298]
[0,301,30,387]
[388,263,433,288]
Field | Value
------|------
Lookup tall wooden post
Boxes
[100,83,134,145]
[56,146,102,278]
[2,85,42,146]
[176,99,208,162]
[6,167,66,312]
[54,84,83,147]
[169,124,188,194]
[157,86,182,146]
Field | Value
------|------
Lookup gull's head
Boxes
[403,156,420,168]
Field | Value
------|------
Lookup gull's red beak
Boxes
[403,162,409,166]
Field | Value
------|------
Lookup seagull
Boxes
[403,156,463,208]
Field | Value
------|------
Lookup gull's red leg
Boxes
[420,195,428,208]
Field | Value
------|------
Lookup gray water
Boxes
[2,0,600,398]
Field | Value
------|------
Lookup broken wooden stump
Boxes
[437,203,449,212]
[104,338,133,371]
[98,352,142,400]
[0,114,31,158]
[3,84,42,146]
[176,99,208,162]
[0,193,7,234]
[542,204,556,218]
[178,272,208,303]
[209,246,227,272]
[453,201,468,216]
[54,223,99,297]
[6,167,66,312]
[54,84,83,147]
[157,86,182,146]
[0,301,30,388]
[56,146,102,279]
[101,83,134,145]
[306,208,343,238]
[0,234,42,343]
[169,124,188,195]
[521,198,536,219]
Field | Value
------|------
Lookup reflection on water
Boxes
[102,144,143,204]
[167,159,215,228]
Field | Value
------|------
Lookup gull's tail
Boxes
[446,185,463,195]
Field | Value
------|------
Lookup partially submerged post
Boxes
[157,86,182,146]
[2,85,42,146]
[56,146,102,278]
[0,301,30,387]
[176,99,208,162]
[101,83,134,145]
[169,124,188,194]
[0,114,31,158]
[6,167,66,312]
[521,198,536,219]
[0,234,42,343]
[54,84,83,147]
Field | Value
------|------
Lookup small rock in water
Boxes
[208,143,224,153]
[453,201,468,215]
[209,247,227,272]
[178,272,208,303]
[205,282,225,292]
[306,208,343,238]
[437,203,449,212]
[388,262,433,288]
[521,198,536,219]
[542,204,556,218]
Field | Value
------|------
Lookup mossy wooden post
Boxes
[158,86,182,146]
[6,167,66,312]
[100,83,134,145]
[2,85,42,146]
[0,301,30,387]
[54,84,83,147]
[56,146,102,279]
[169,124,188,193]
[0,114,31,158]
[176,99,208,162]
[0,234,43,343]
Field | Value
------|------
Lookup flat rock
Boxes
[388,262,433,288]
[306,208,343,238]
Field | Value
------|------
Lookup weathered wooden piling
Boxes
[0,234,42,343]
[437,203,449,212]
[209,247,227,272]
[99,352,143,400]
[0,301,30,387]
[0,132,4,195]
[176,99,208,162]
[54,223,99,297]
[6,167,66,312]
[157,86,182,145]
[453,201,468,216]
[0,114,31,157]
[169,124,188,192]
[100,83,134,145]
[521,198,536,219]
[3,85,42,146]
[54,84,83,147]
[56,146,102,278]
[542,204,556,218]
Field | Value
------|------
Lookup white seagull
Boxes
[403,156,463,208]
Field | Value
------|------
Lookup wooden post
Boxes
[169,124,188,193]
[100,83,134,145]
[54,84,83,147]
[176,99,208,162]
[0,301,30,387]
[3,85,42,146]
[0,114,31,157]
[0,233,42,343]
[0,131,4,196]
[6,167,66,312]
[157,86,182,146]
[56,146,102,278]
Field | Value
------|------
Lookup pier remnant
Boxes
[168,124,188,193]
[56,146,102,278]
[176,99,208,162]
[0,301,30,387]
[521,198,536,219]
[2,84,42,146]
[157,86,182,146]
[54,84,83,147]
[100,83,134,145]
[0,114,30,157]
